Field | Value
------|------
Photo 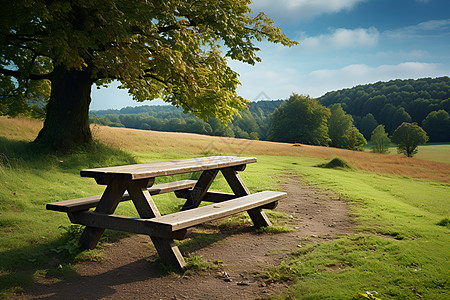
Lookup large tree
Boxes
[0,0,296,151]
[422,110,450,142]
[268,94,331,146]
[392,122,428,157]
[328,104,366,151]
[370,124,391,154]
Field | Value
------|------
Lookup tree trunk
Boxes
[35,66,94,152]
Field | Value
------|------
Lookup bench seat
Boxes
[68,191,286,240]
[150,190,286,232]
[46,180,197,213]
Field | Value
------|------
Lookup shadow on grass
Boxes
[0,226,130,297]
[1,219,265,298]
[0,137,137,174]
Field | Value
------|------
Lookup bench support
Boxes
[126,179,186,270]
[182,169,218,210]
[221,167,272,228]
[79,179,128,249]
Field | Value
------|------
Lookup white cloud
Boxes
[251,0,366,22]
[301,27,379,50]
[306,62,446,96]
[384,19,450,39]
[373,50,429,60]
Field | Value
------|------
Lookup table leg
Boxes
[221,167,272,228]
[182,169,219,210]
[79,179,128,249]
[127,179,186,270]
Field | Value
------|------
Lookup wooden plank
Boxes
[126,179,187,271]
[149,180,197,195]
[149,191,286,232]
[127,179,161,218]
[199,191,278,209]
[47,194,104,213]
[201,191,236,202]
[221,167,272,228]
[182,169,218,210]
[221,167,250,196]
[79,179,128,249]
[46,180,197,213]
[70,211,188,239]
[80,156,257,181]
[151,236,186,270]
[174,190,236,202]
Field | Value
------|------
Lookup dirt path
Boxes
[14,177,353,300]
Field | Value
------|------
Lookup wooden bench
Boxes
[47,156,287,271]
[65,191,285,240]
[150,191,285,232]
[47,180,197,213]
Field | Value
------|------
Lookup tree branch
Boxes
[3,38,47,57]
[0,67,52,80]
[157,18,197,34]
[141,73,197,113]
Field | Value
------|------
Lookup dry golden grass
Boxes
[0,117,43,141]
[2,117,449,183]
[93,125,450,183]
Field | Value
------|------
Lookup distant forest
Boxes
[90,100,284,141]
[90,76,450,143]
[319,77,450,141]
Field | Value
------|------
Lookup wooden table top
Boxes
[80,156,257,181]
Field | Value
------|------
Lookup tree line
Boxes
[91,77,450,150]
[90,100,284,141]
[318,76,450,143]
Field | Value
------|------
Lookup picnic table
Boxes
[47,156,286,270]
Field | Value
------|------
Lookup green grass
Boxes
[0,138,138,296]
[364,142,450,164]
[253,155,450,299]
[414,143,450,164]
[1,135,449,299]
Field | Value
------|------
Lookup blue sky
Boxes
[90,0,450,110]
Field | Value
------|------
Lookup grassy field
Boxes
[413,143,450,164]
[365,142,450,164]
[0,117,449,299]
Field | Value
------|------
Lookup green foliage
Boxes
[370,125,391,153]
[392,122,429,157]
[268,94,331,146]
[90,100,283,140]
[359,113,378,139]
[316,157,353,169]
[422,110,450,142]
[436,217,450,228]
[1,0,296,151]
[328,104,367,150]
[0,0,295,114]
[318,77,450,140]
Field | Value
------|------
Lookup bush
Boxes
[316,157,353,169]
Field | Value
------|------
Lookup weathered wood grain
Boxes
[181,169,218,210]
[221,167,273,228]
[80,156,256,182]
[149,191,286,232]
[78,179,128,249]
[70,211,188,239]
[46,180,197,213]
